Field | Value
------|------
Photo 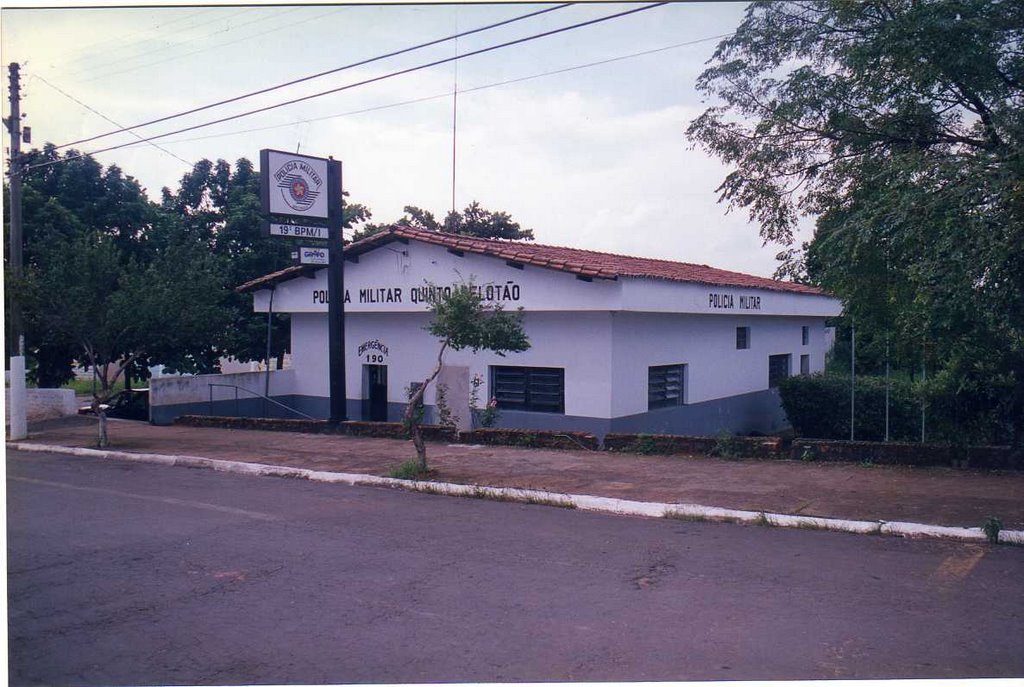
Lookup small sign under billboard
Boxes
[266,222,328,240]
[298,246,329,266]
[260,149,330,220]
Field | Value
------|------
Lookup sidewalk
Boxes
[10,415,1024,531]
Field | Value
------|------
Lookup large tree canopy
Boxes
[5,145,162,386]
[687,0,1024,444]
[160,157,372,367]
[352,201,534,242]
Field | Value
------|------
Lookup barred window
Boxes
[802,326,810,346]
[736,326,751,349]
[648,364,686,410]
[490,366,565,414]
[769,354,791,388]
[800,354,810,375]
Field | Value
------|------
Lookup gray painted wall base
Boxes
[152,389,788,440]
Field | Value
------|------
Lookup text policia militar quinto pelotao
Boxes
[309,281,767,310]
[312,282,524,305]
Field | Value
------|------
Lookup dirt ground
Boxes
[15,415,1024,529]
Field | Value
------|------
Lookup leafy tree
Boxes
[4,145,160,386]
[17,227,228,446]
[404,281,530,471]
[162,158,372,368]
[687,0,1024,445]
[353,201,533,242]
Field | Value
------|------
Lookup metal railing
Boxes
[206,383,316,421]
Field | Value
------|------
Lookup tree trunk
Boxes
[411,424,427,470]
[402,340,449,472]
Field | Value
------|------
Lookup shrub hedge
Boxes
[778,373,1014,444]
[779,373,924,441]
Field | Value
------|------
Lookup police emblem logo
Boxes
[273,159,324,213]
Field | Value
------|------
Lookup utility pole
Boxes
[6,62,27,439]
[850,321,855,442]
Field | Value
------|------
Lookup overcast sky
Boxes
[2,2,809,277]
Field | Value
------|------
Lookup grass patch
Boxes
[388,460,431,481]
[468,486,576,509]
[983,515,1003,545]
[663,509,708,523]
[61,378,126,395]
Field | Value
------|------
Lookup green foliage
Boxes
[434,383,459,429]
[983,515,1003,545]
[354,201,534,242]
[468,374,499,428]
[405,280,530,470]
[688,1,1024,446]
[388,460,428,481]
[778,373,1012,444]
[5,145,160,386]
[425,282,530,356]
[61,377,124,396]
[630,434,659,455]
[710,431,741,460]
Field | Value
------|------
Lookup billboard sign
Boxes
[260,149,330,220]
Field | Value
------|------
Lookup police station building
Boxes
[223,226,841,438]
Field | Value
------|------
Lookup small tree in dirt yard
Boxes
[404,281,529,471]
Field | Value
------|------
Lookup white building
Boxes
[156,226,841,437]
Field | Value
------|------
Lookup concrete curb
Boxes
[9,442,1024,546]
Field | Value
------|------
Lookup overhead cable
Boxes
[153,32,733,148]
[33,73,192,165]
[53,3,573,151]
[77,6,307,82]
[26,2,668,174]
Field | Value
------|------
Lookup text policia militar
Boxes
[708,292,762,310]
[312,281,523,305]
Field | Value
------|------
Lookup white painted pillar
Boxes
[8,355,28,440]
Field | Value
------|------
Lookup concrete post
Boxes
[8,355,28,440]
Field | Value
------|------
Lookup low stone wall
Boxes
[5,388,77,423]
[604,432,782,459]
[175,416,594,449]
[460,428,600,451]
[791,439,1019,470]
[174,415,1019,470]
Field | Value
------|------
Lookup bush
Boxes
[780,372,1014,445]
[780,373,920,442]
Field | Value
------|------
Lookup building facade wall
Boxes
[210,236,845,437]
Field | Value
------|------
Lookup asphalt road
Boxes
[7,449,1024,685]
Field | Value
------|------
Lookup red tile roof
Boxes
[238,226,826,295]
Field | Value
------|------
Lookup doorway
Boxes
[363,365,388,421]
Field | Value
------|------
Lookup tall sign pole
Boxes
[6,62,27,440]
[260,149,346,423]
[326,158,346,422]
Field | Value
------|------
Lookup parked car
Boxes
[78,388,150,421]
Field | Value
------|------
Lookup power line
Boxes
[53,7,230,74]
[32,73,192,165]
[54,3,573,152]
[29,2,668,174]
[78,7,307,83]
[152,32,732,148]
